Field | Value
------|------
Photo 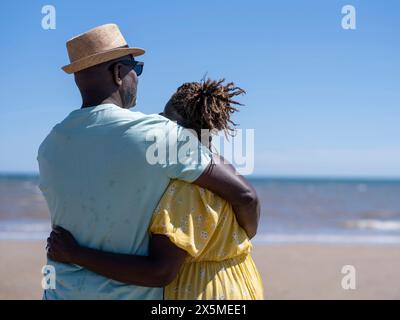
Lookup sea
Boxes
[1,173,400,244]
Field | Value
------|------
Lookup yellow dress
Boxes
[149,179,264,300]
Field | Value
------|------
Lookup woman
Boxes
[47,78,264,300]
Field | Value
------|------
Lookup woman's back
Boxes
[150,179,264,299]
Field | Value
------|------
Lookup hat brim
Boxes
[62,47,145,74]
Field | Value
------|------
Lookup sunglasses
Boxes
[114,58,144,76]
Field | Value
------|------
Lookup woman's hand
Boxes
[46,226,80,264]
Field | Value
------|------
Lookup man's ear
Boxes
[112,63,123,86]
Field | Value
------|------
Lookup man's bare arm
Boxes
[193,154,260,239]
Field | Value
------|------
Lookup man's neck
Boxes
[81,95,123,109]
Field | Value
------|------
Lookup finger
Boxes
[50,232,59,241]
[46,239,53,250]
[52,225,66,234]
[52,228,61,235]
[48,235,56,244]
[50,230,58,238]
[54,226,68,233]
[51,230,64,240]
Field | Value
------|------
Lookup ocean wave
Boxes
[1,219,400,244]
[343,219,400,231]
[0,220,50,240]
[253,233,400,245]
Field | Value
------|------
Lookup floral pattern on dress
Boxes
[149,179,264,300]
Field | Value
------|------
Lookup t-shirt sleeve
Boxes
[149,180,219,257]
[150,119,212,183]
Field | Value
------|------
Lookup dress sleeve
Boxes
[149,180,220,257]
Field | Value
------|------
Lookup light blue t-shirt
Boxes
[37,103,211,300]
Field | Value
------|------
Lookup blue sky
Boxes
[0,0,399,177]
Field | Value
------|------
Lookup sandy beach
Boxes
[1,240,399,300]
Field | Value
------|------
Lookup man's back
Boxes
[37,104,210,299]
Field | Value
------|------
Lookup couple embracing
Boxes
[37,23,264,300]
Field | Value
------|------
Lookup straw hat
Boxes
[62,23,145,74]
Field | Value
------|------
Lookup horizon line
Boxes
[1,171,400,181]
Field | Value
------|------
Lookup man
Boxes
[37,23,259,299]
